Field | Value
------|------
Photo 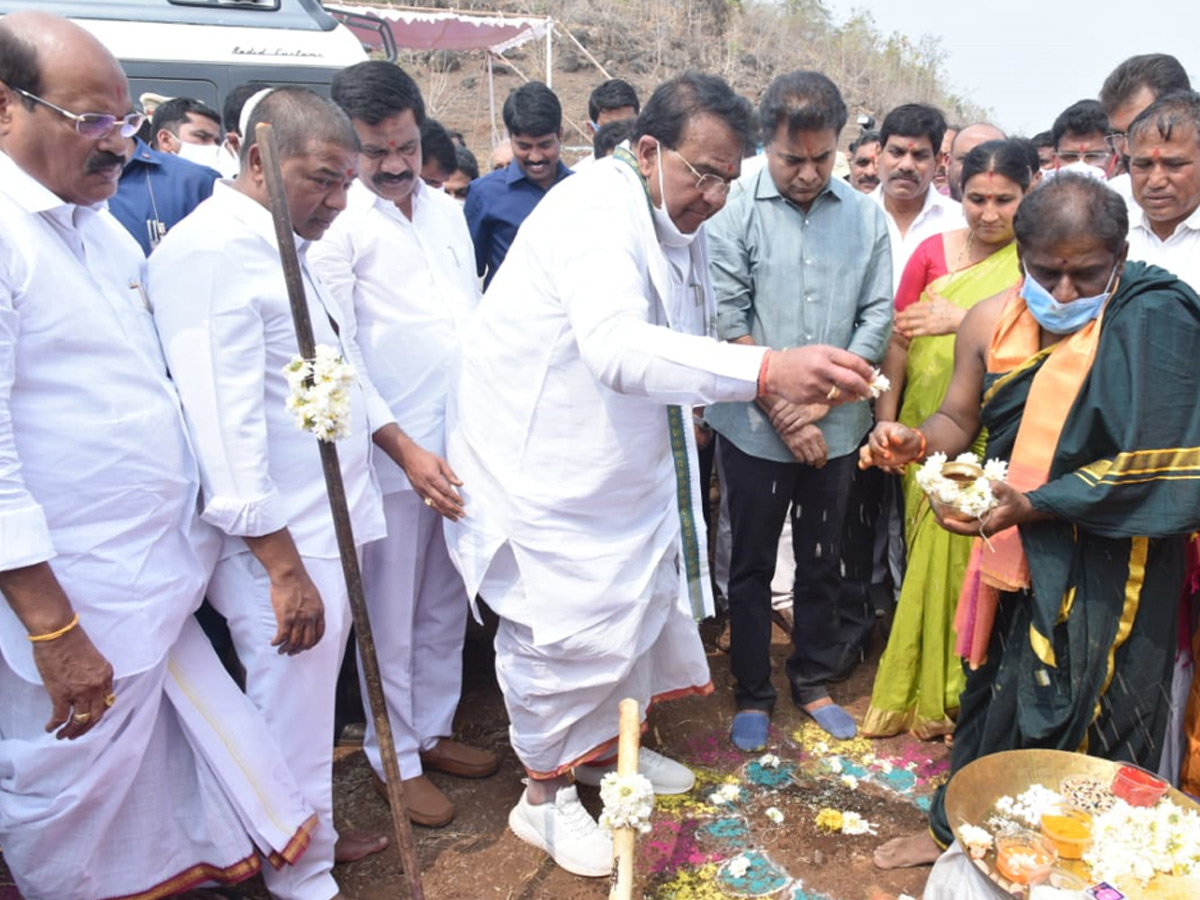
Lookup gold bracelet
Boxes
[27,612,80,643]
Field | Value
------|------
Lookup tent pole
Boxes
[487,51,499,147]
[545,18,553,89]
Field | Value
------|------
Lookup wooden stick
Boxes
[255,122,425,900]
[609,698,641,900]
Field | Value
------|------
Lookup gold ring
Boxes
[826,384,842,401]
[73,712,92,725]
[424,497,434,507]
[104,693,116,708]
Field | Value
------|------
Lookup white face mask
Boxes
[651,140,699,248]
[175,140,224,173]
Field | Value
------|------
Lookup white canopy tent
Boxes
[325,4,606,145]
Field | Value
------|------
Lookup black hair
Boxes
[758,70,847,142]
[331,60,426,127]
[0,20,40,108]
[960,140,1033,193]
[1031,130,1054,149]
[1014,173,1128,256]
[587,78,640,122]
[850,130,881,153]
[420,118,457,175]
[241,86,359,168]
[502,81,562,138]
[152,97,221,144]
[593,118,634,158]
[1010,137,1043,175]
[446,129,466,148]
[1100,54,1192,116]
[1051,99,1109,148]
[223,82,271,135]
[879,103,946,155]
[454,145,479,181]
[1126,90,1200,148]
[632,71,757,153]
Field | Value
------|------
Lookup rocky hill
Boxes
[346,0,987,164]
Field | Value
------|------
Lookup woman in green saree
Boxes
[863,141,1033,739]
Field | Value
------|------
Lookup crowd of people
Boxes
[2,7,1200,898]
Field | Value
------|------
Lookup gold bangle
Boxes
[28,612,80,643]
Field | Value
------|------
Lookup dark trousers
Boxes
[721,436,857,709]
[835,458,890,658]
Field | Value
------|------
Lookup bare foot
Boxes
[334,829,388,863]
[873,830,942,869]
[801,697,833,714]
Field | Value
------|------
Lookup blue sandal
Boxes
[803,702,857,740]
[730,710,770,752]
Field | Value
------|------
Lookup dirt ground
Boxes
[259,611,940,900]
[0,611,947,900]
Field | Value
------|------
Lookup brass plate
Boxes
[944,749,1200,899]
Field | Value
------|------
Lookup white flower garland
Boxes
[915,451,1008,520]
[708,782,742,805]
[841,811,877,835]
[726,854,752,878]
[598,771,656,834]
[1083,796,1200,885]
[959,823,994,859]
[869,368,891,399]
[283,344,355,442]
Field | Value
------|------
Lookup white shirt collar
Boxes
[869,183,956,219]
[210,178,309,255]
[353,175,427,224]
[1133,200,1200,241]
[0,150,111,229]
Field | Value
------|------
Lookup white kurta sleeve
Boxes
[304,245,395,436]
[555,194,765,405]
[150,247,288,538]
[343,332,396,436]
[0,269,54,570]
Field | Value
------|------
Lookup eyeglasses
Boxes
[1104,132,1128,155]
[668,147,731,200]
[11,87,146,139]
[1054,149,1114,166]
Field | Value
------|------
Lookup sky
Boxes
[821,0,1200,135]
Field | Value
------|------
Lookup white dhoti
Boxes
[0,617,315,900]
[360,491,468,779]
[207,552,353,900]
[481,544,712,777]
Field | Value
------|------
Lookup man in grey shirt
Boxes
[706,71,892,749]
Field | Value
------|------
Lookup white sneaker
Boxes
[508,785,614,877]
[573,748,695,794]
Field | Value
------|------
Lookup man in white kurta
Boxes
[445,72,875,878]
[0,13,316,900]
[868,104,964,288]
[309,60,495,829]
[1125,93,1200,290]
[149,89,400,900]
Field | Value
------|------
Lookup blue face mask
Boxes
[1019,264,1118,335]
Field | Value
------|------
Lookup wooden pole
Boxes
[609,698,641,900]
[255,122,426,900]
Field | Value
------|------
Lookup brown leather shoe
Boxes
[334,829,388,863]
[371,771,455,828]
[419,738,499,779]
